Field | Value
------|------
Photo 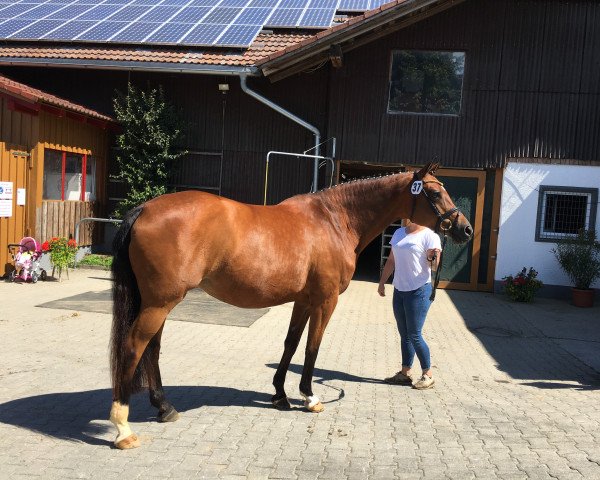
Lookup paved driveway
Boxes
[0,269,598,479]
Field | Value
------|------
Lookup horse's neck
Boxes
[320,173,412,253]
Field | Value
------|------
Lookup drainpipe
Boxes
[239,75,321,193]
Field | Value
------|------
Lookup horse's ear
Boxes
[415,162,433,180]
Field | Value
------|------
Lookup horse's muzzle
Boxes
[451,221,473,244]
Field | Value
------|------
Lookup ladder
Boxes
[380,221,403,275]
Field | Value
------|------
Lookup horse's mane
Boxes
[314,171,409,199]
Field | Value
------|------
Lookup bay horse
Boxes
[109,162,472,449]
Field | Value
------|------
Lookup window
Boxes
[43,149,96,201]
[388,50,465,115]
[535,186,598,242]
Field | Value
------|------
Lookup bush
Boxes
[552,229,600,290]
[502,267,543,302]
[112,82,187,218]
[78,254,113,269]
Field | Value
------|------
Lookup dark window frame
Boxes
[387,49,466,117]
[535,185,598,242]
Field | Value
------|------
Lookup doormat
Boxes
[37,289,269,327]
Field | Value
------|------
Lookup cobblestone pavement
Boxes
[0,269,599,479]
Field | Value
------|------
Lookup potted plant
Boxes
[41,237,78,281]
[552,229,600,307]
[502,267,543,302]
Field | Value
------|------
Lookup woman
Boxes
[378,220,441,390]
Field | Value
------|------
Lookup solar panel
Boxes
[180,23,226,44]
[0,0,380,48]
[138,6,181,23]
[112,22,163,42]
[203,7,242,24]
[9,20,64,40]
[234,7,273,25]
[77,5,122,21]
[337,0,370,11]
[278,0,308,8]
[217,24,261,46]
[46,5,95,20]
[265,8,304,27]
[0,20,33,37]
[109,6,151,22]
[170,6,211,24]
[76,21,129,41]
[298,8,336,28]
[42,20,97,40]
[144,22,194,43]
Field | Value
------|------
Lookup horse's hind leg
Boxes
[110,305,173,449]
[147,324,179,423]
[299,294,338,413]
[272,302,310,409]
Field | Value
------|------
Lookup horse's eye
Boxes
[431,191,442,200]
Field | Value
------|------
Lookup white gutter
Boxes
[240,74,321,193]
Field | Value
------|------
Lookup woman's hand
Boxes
[378,283,386,297]
[427,248,441,270]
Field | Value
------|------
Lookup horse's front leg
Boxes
[272,301,310,409]
[300,294,339,413]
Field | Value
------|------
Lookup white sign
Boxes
[0,181,13,217]
[0,200,11,217]
[0,181,13,200]
[17,188,26,206]
[411,180,423,195]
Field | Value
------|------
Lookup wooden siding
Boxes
[36,200,95,246]
[0,97,38,274]
[327,0,600,169]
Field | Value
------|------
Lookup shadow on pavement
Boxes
[267,363,383,385]
[0,386,275,447]
[446,290,600,390]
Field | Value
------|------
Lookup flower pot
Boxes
[571,287,595,308]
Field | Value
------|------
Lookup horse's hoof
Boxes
[114,434,140,450]
[158,407,179,423]
[272,395,291,410]
[305,401,324,413]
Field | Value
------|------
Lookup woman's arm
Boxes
[427,248,441,271]
[378,251,395,297]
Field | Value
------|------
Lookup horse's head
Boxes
[409,162,473,244]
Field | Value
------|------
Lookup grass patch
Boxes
[78,254,113,269]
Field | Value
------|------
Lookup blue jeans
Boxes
[392,283,432,371]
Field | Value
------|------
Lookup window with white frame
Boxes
[43,149,96,202]
[388,50,465,115]
[535,186,598,242]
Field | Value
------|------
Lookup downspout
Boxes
[239,74,320,193]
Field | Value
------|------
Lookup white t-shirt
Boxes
[390,227,442,292]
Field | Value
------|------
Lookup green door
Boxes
[435,170,484,290]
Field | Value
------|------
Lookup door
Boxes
[435,169,485,291]
[0,145,30,275]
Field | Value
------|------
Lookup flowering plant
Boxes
[502,267,543,302]
[42,237,77,278]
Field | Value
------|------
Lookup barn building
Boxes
[0,0,598,296]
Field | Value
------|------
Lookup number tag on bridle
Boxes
[411,181,423,195]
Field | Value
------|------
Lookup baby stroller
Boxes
[8,237,47,283]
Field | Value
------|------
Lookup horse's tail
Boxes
[110,205,149,399]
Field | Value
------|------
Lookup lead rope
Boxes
[429,230,449,302]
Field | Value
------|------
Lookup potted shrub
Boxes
[552,229,600,307]
[502,267,543,302]
[41,237,78,281]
